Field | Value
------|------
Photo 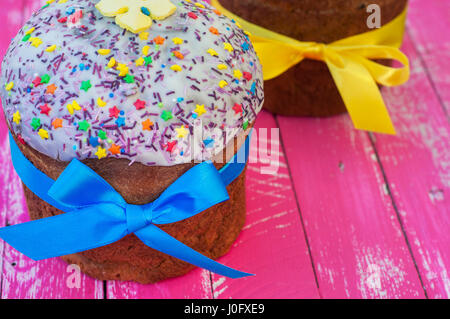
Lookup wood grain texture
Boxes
[0,0,448,299]
[0,0,104,299]
[406,0,450,115]
[373,33,450,298]
[0,0,25,299]
[210,111,320,299]
[1,139,105,299]
[107,265,213,299]
[277,113,426,298]
[107,111,320,299]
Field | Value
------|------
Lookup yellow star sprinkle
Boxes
[195,2,205,9]
[175,125,189,138]
[170,65,182,72]
[45,44,57,52]
[95,146,107,159]
[29,37,43,48]
[107,57,116,68]
[219,80,228,88]
[233,69,243,79]
[207,48,218,56]
[13,111,21,124]
[217,64,227,70]
[67,100,81,115]
[139,32,149,40]
[58,0,68,3]
[142,45,150,56]
[194,104,206,116]
[5,82,14,91]
[97,98,107,107]
[223,43,234,52]
[135,57,145,66]
[172,37,183,45]
[116,63,129,76]
[95,0,177,33]
[98,48,111,55]
[38,129,49,140]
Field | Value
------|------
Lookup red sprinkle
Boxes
[243,72,253,81]
[188,12,198,19]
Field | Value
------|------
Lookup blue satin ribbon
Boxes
[0,132,252,279]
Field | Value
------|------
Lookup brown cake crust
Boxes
[220,0,408,116]
[13,129,250,284]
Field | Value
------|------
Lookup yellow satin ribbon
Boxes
[211,0,410,134]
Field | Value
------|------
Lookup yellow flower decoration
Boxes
[139,32,149,40]
[172,37,183,45]
[97,97,107,107]
[207,48,218,56]
[142,45,150,56]
[194,104,206,116]
[29,37,43,48]
[13,111,21,124]
[107,57,116,68]
[5,82,14,91]
[116,63,129,76]
[233,69,243,79]
[175,125,189,138]
[38,129,49,140]
[95,146,107,159]
[223,43,234,52]
[135,57,145,66]
[95,0,177,34]
[67,100,81,115]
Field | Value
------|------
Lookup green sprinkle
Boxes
[161,110,173,121]
[80,80,92,92]
[144,56,153,66]
[22,34,31,42]
[41,74,50,84]
[243,120,249,130]
[98,130,107,140]
[78,120,90,131]
[124,74,135,83]
[31,117,41,130]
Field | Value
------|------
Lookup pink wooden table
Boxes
[0,0,448,299]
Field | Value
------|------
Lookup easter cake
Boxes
[0,0,263,283]
[219,0,407,117]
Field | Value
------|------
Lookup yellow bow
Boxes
[211,0,410,134]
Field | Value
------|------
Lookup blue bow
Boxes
[0,133,253,279]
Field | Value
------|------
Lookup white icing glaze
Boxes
[0,0,263,166]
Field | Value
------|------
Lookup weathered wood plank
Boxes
[0,0,26,299]
[406,0,450,115]
[107,269,213,299]
[210,111,320,299]
[1,136,105,299]
[277,113,426,298]
[0,0,104,299]
[373,32,450,298]
[108,111,320,299]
